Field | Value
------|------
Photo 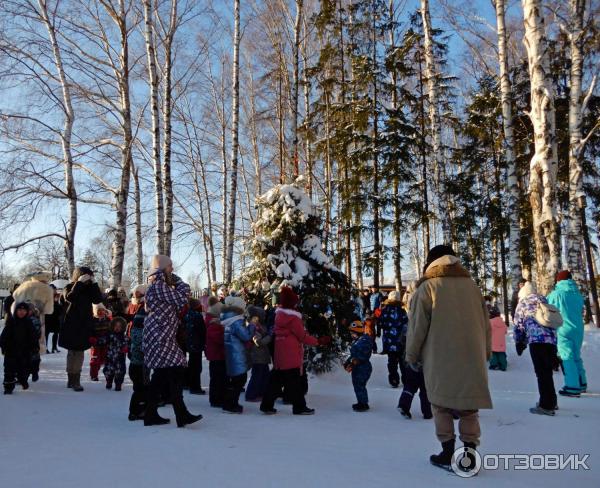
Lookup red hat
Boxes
[556,270,572,282]
[279,286,299,309]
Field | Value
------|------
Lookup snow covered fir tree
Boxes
[237,176,354,373]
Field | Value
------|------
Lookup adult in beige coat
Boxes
[11,272,54,354]
[406,245,492,472]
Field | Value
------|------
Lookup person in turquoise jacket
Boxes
[547,270,587,397]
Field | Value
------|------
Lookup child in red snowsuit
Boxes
[89,303,111,381]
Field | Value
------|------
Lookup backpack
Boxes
[535,303,563,329]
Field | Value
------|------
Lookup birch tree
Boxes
[494,0,522,311]
[565,0,598,285]
[142,0,165,255]
[522,0,561,294]
[224,0,241,284]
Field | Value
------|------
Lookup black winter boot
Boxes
[352,403,370,412]
[430,439,455,471]
[67,374,73,388]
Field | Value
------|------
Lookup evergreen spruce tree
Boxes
[237,176,355,373]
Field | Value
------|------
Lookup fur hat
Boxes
[29,271,51,282]
[279,286,299,309]
[72,266,94,282]
[518,281,536,300]
[246,305,266,323]
[556,270,572,283]
[92,302,109,317]
[424,245,456,272]
[132,284,148,296]
[388,290,401,303]
[148,254,172,276]
[224,295,246,313]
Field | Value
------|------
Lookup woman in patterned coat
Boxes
[142,255,202,428]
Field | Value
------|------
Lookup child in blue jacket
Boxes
[345,321,373,412]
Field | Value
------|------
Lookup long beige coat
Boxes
[405,255,492,410]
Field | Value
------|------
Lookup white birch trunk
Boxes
[291,0,303,178]
[143,0,164,255]
[162,0,178,257]
[132,162,144,285]
[494,0,523,311]
[566,0,596,287]
[420,0,449,242]
[522,0,561,295]
[224,0,240,284]
[38,0,77,276]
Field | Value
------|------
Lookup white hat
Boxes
[92,303,109,317]
[388,290,401,303]
[148,254,173,276]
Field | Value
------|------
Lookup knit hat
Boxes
[14,302,30,312]
[556,270,572,283]
[349,320,365,334]
[208,300,224,316]
[247,305,266,323]
[487,303,501,319]
[424,245,456,272]
[224,295,246,313]
[388,290,401,303]
[148,254,172,276]
[279,286,299,309]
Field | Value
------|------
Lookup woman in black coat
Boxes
[45,286,63,354]
[59,266,103,392]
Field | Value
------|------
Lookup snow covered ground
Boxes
[1,329,599,488]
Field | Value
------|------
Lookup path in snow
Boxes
[1,329,599,488]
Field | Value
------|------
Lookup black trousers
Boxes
[209,360,227,407]
[387,351,405,387]
[398,366,432,417]
[529,343,558,410]
[145,366,189,424]
[3,355,29,392]
[186,352,203,391]
[128,363,148,416]
[224,372,248,410]
[261,368,307,413]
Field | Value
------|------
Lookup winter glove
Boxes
[408,362,422,372]
[89,337,97,346]
[343,357,353,372]
[78,274,92,283]
[516,342,527,356]
[318,336,332,346]
[121,346,128,354]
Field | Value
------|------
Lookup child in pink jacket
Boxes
[488,304,507,371]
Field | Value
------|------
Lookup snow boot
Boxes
[352,403,370,412]
[144,414,170,426]
[71,374,84,392]
[398,407,411,419]
[90,376,99,382]
[21,380,29,390]
[32,372,39,382]
[530,406,555,416]
[128,412,145,421]
[260,407,277,415]
[115,383,122,392]
[222,404,243,414]
[430,439,455,471]
[189,388,205,395]
[536,402,558,410]
[67,374,73,388]
[293,407,315,415]
[177,412,203,428]
[106,380,113,390]
[559,388,580,398]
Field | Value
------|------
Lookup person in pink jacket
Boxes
[488,304,507,371]
[260,286,330,415]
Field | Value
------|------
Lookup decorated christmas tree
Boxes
[236,176,355,373]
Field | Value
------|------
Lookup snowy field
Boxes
[1,329,599,488]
